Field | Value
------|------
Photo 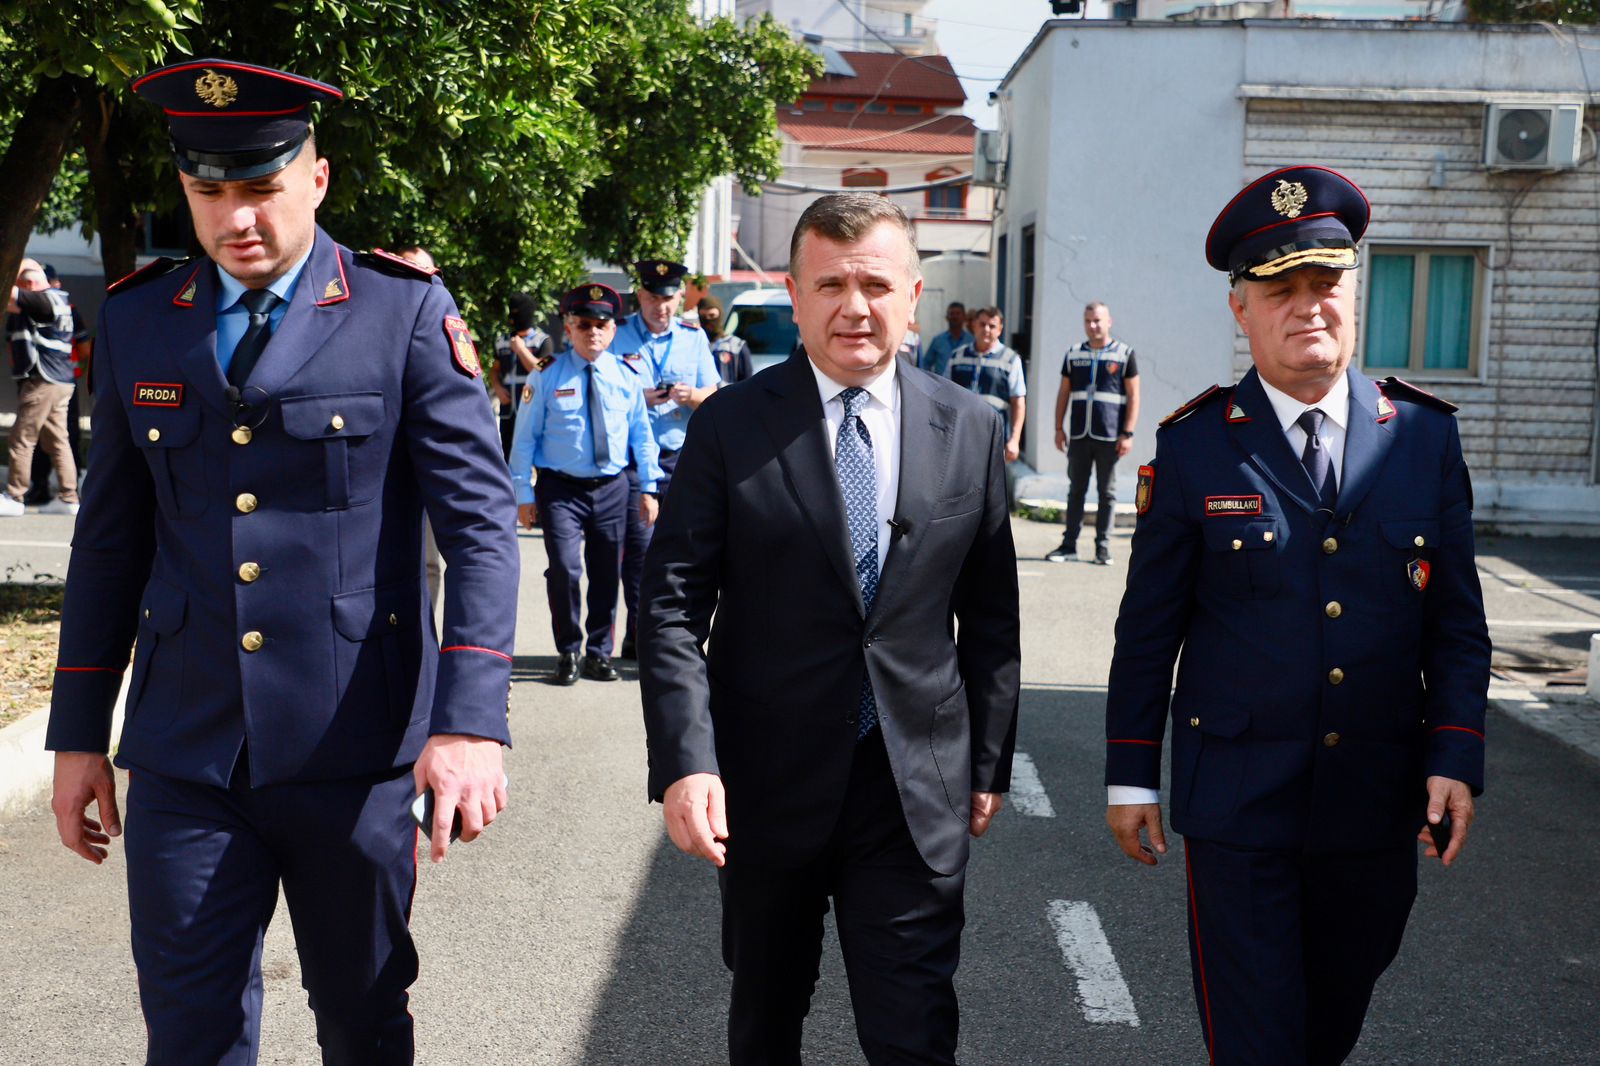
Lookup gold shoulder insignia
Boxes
[535,354,555,372]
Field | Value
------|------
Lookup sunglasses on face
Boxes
[571,319,614,332]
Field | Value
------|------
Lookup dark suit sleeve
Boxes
[401,283,520,745]
[1104,431,1201,789]
[638,393,729,801]
[46,307,157,752]
[951,410,1021,793]
[1420,417,1490,793]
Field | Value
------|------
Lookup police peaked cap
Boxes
[561,284,624,321]
[633,260,689,296]
[1206,166,1370,284]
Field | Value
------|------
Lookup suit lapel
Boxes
[1228,368,1321,516]
[245,228,353,397]
[870,365,954,622]
[762,353,864,617]
[166,262,233,418]
[1334,368,1395,520]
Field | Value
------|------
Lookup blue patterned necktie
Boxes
[1296,408,1336,510]
[836,386,879,738]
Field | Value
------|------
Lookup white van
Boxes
[725,288,798,374]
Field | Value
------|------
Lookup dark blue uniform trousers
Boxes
[1183,837,1417,1066]
[621,449,679,642]
[536,471,629,657]
[716,731,966,1066]
[125,760,419,1066]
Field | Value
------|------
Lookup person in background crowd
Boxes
[494,293,554,458]
[26,264,88,506]
[695,294,751,385]
[920,300,971,378]
[3,258,81,516]
[946,305,1026,463]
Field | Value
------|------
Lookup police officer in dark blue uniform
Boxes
[1103,166,1491,1066]
[510,283,662,685]
[45,60,519,1066]
[612,259,718,658]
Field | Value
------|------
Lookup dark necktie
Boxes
[586,362,610,467]
[228,288,281,388]
[1296,408,1336,510]
[836,387,879,738]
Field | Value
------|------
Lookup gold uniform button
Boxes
[331,414,346,431]
[1262,531,1275,543]
[143,608,151,619]
[236,493,258,514]
[1325,600,1342,619]
[1328,667,1345,685]
[147,428,161,442]
[1414,535,1425,547]
[1189,716,1200,728]
[1323,732,1341,748]
[241,631,264,652]
[388,613,398,626]
[232,426,253,445]
[1322,537,1338,555]
[238,562,261,583]
[1231,539,1243,551]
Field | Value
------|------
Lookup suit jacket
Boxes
[46,228,520,786]
[1105,365,1490,852]
[639,352,1020,876]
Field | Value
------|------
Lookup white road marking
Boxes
[1486,619,1600,630]
[0,539,71,548]
[1481,572,1600,585]
[1047,900,1140,1027]
[1008,753,1055,817]
[1498,588,1595,596]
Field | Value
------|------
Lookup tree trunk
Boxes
[0,76,82,292]
[78,85,143,286]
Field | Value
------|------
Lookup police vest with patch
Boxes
[9,287,76,384]
[1064,339,1134,442]
[948,344,1019,418]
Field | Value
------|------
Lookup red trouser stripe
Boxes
[1185,842,1216,1065]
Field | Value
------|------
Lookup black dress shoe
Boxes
[580,654,620,682]
[552,653,580,686]
[618,634,637,660]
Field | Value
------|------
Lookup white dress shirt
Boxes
[1107,371,1352,807]
[809,358,900,576]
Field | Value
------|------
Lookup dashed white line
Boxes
[1046,900,1140,1027]
[1486,619,1600,630]
[1008,752,1056,817]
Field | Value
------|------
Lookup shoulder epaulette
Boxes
[534,354,554,372]
[106,256,192,296]
[1160,383,1228,427]
[680,319,701,331]
[356,248,441,281]
[1379,376,1458,414]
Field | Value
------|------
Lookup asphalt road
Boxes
[0,516,1597,1065]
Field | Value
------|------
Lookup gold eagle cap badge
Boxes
[194,69,240,109]
[655,263,669,276]
[589,286,604,301]
[1270,179,1309,219]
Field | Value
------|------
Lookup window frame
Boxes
[923,166,967,217]
[842,167,888,189]
[1358,240,1492,383]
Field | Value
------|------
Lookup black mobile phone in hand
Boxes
[410,789,462,843]
[1428,813,1454,856]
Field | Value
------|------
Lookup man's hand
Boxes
[412,734,507,864]
[662,772,728,867]
[493,384,512,407]
[518,502,538,530]
[645,386,672,408]
[1418,775,1474,867]
[640,493,659,526]
[668,382,715,410]
[1054,428,1067,453]
[1115,436,1134,459]
[1107,802,1167,866]
[970,791,1004,837]
[52,752,121,864]
[1004,440,1021,464]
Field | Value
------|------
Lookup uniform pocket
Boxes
[1200,518,1283,599]
[127,578,188,728]
[1379,519,1440,604]
[130,405,206,518]
[281,392,385,509]
[331,581,414,730]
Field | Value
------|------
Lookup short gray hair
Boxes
[789,193,920,278]
[1085,301,1109,315]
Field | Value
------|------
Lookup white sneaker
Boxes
[39,498,79,516]
[0,495,25,517]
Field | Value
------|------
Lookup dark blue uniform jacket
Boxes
[47,229,519,786]
[1106,366,1490,852]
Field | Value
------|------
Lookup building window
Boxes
[996,232,1008,319]
[1362,245,1485,376]
[842,167,888,188]
[802,98,826,112]
[1112,0,1137,15]
[865,102,887,113]
[833,100,857,112]
[924,167,967,217]
[1017,224,1037,367]
[893,103,922,114]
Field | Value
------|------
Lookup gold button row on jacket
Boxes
[1325,600,1342,619]
[1232,539,1243,550]
[1323,732,1341,748]
[239,562,261,583]
[147,428,161,442]
[241,631,264,652]
[1189,716,1200,727]
[1322,537,1338,554]
[1414,535,1425,547]
[232,426,253,445]
[1328,667,1345,685]
[236,493,258,514]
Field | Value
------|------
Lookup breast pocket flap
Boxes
[140,580,188,635]
[332,584,407,641]
[1201,518,1278,551]
[1380,519,1441,550]
[130,405,201,449]
[281,392,385,441]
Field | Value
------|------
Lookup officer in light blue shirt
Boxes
[611,259,719,659]
[511,283,662,685]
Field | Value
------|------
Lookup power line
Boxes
[762,170,974,195]
[830,0,1008,81]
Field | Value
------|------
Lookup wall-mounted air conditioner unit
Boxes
[1483,103,1583,169]
[972,130,1006,187]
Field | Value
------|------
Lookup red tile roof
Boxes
[804,51,967,106]
[779,111,976,154]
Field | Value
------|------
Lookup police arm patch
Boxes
[444,315,481,378]
[1136,465,1155,515]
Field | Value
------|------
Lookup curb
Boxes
[1489,683,1600,766]
[0,671,127,819]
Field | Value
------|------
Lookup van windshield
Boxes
[731,304,799,359]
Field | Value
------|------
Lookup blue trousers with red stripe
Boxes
[1182,837,1416,1066]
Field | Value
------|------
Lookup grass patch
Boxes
[0,584,64,730]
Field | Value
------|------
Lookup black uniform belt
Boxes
[536,468,621,490]
[658,448,680,458]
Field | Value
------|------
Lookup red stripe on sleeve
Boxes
[55,666,125,673]
[1431,725,1485,740]
[1107,738,1161,746]
[440,645,513,663]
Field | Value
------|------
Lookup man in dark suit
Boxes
[1104,166,1490,1065]
[46,60,518,1065]
[639,193,1020,1065]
